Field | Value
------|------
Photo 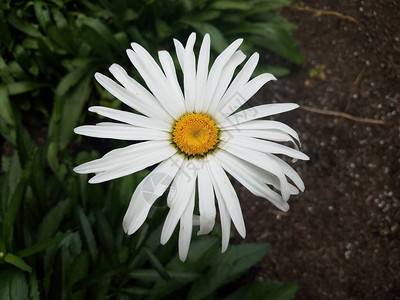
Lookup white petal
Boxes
[207,158,246,238]
[216,73,276,121]
[215,151,289,211]
[197,166,216,235]
[221,142,291,200]
[207,51,246,114]
[223,120,300,143]
[173,38,185,70]
[179,186,195,262]
[158,50,185,110]
[88,106,171,131]
[126,49,181,119]
[223,128,299,148]
[224,131,301,163]
[74,141,169,174]
[220,103,299,127]
[195,34,210,113]
[203,38,243,112]
[183,33,197,112]
[94,72,170,121]
[161,160,198,245]
[211,174,231,253]
[88,145,176,184]
[107,64,172,122]
[267,154,305,191]
[74,124,170,141]
[216,53,259,113]
[221,135,309,160]
[123,154,184,235]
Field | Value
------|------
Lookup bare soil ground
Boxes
[239,1,400,299]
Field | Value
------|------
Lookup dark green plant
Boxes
[0,142,297,299]
[0,0,303,149]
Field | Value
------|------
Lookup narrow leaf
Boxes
[58,72,92,149]
[7,13,42,37]
[211,1,252,10]
[2,177,28,248]
[0,85,14,125]
[143,247,171,281]
[16,126,36,168]
[4,253,32,273]
[55,65,91,96]
[17,232,70,258]
[37,199,71,242]
[77,207,98,262]
[7,81,47,95]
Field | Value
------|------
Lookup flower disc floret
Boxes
[172,113,219,156]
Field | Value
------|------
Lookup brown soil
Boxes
[239,1,400,299]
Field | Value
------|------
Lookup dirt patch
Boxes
[239,1,400,299]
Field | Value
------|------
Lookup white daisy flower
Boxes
[74,33,309,261]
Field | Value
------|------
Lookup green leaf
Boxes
[17,232,70,258]
[34,0,52,30]
[4,253,32,273]
[0,11,12,48]
[16,126,36,168]
[181,20,228,52]
[28,272,40,300]
[211,1,253,10]
[2,177,28,249]
[7,13,42,38]
[59,232,83,298]
[45,9,77,54]
[69,251,90,299]
[155,19,173,39]
[95,210,118,264]
[129,269,200,282]
[121,286,153,297]
[37,199,71,242]
[0,85,14,125]
[229,23,305,64]
[80,17,122,51]
[45,24,73,54]
[187,250,235,300]
[247,0,291,12]
[225,243,270,282]
[46,142,59,173]
[152,238,219,299]
[187,243,270,300]
[224,280,297,300]
[143,247,171,281]
[72,264,125,293]
[0,55,14,84]
[254,64,290,77]
[55,65,92,96]
[0,267,29,300]
[29,150,47,204]
[135,223,149,250]
[79,25,115,61]
[193,10,221,22]
[6,81,48,95]
[2,152,22,207]
[76,207,98,262]
[58,72,93,149]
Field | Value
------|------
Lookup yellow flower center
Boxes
[172,113,219,157]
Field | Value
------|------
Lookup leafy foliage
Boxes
[0,148,297,298]
[0,0,303,147]
[0,0,301,299]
